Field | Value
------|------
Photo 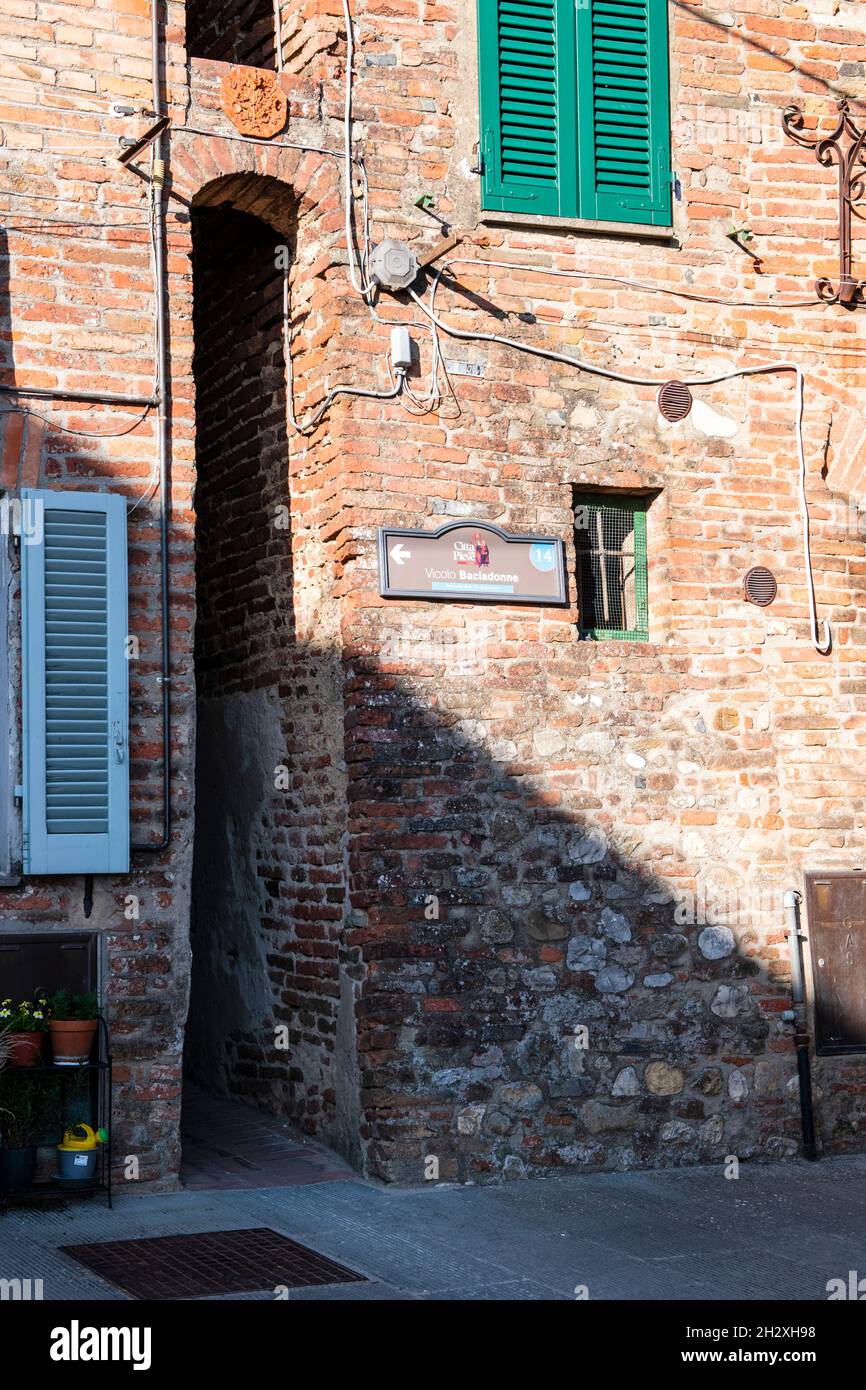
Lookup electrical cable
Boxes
[0,402,153,439]
[273,0,284,71]
[129,142,168,516]
[0,117,117,144]
[0,219,150,232]
[128,0,172,855]
[410,272,832,655]
[282,263,404,433]
[0,187,140,205]
[341,0,376,299]
[432,256,826,311]
[173,124,347,162]
[274,1,391,432]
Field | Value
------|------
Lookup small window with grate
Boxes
[575,494,649,642]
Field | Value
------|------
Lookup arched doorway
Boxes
[182,176,358,1181]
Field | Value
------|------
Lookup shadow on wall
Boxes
[182,615,819,1183]
[339,643,821,1184]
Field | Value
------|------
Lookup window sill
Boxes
[479,210,677,244]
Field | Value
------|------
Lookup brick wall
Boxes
[191,207,293,698]
[1,0,866,1189]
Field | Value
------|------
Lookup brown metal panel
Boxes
[0,930,97,1002]
[804,872,866,1054]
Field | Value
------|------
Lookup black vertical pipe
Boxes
[784,889,818,1160]
[131,0,171,854]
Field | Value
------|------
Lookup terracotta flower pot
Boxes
[49,1019,97,1066]
[7,1032,43,1067]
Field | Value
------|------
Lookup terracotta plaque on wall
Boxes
[220,68,287,139]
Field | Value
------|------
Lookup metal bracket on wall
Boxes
[117,115,170,166]
[416,231,463,271]
[783,98,866,308]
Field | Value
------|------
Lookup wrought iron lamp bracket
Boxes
[783,98,866,308]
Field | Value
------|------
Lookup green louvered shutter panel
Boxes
[21,489,129,874]
[477,0,578,217]
[577,0,672,226]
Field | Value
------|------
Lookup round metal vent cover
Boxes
[744,566,778,607]
[657,380,693,422]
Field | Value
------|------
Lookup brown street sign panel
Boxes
[378,521,568,606]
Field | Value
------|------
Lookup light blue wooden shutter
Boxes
[21,489,129,874]
[478,0,578,217]
[576,0,672,226]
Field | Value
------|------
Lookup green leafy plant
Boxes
[47,990,99,1022]
[0,997,51,1032]
[0,1077,40,1149]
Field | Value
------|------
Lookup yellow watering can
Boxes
[57,1124,107,1184]
[58,1123,106,1151]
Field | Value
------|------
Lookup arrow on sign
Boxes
[390,543,411,565]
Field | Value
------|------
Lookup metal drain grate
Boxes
[60,1228,367,1300]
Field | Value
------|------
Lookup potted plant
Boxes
[0,996,51,1067]
[47,990,99,1066]
[0,1077,39,1193]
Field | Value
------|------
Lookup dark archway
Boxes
[186,0,278,69]
[186,201,294,1113]
[183,173,358,1184]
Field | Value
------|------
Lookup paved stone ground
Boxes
[2,1149,866,1300]
[181,1086,354,1190]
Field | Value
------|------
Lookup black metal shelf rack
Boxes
[0,1014,112,1211]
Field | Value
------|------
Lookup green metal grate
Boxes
[575,494,649,641]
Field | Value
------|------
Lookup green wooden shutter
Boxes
[577,0,672,226]
[478,0,578,217]
[21,489,130,874]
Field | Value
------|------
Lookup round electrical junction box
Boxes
[369,239,420,291]
[657,380,694,423]
[744,566,778,607]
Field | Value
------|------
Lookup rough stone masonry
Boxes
[1,0,866,1189]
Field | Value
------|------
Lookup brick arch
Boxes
[170,133,340,231]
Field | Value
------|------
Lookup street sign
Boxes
[377,520,569,606]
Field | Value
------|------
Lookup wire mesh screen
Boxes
[575,496,648,639]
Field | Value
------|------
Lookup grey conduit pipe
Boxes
[783,889,818,1160]
[130,0,171,855]
[0,385,157,408]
